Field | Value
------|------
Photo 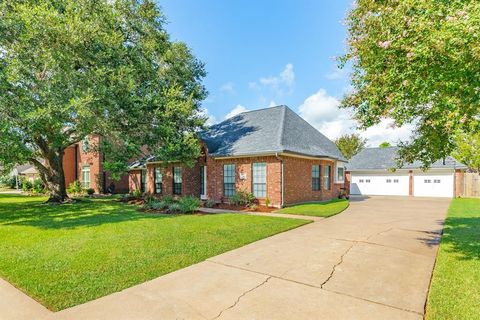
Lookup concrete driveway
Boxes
[6,196,450,320]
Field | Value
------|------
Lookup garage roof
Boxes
[347,147,467,171]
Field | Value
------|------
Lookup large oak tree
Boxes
[0,0,207,202]
[341,0,480,168]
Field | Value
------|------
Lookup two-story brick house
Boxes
[128,105,347,207]
[63,136,129,193]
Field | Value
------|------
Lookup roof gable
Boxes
[347,147,466,171]
[202,105,346,161]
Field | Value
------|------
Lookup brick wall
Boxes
[63,136,129,193]
[128,154,345,207]
[63,146,77,188]
[144,160,206,197]
[207,156,282,207]
[282,156,342,205]
[129,170,141,192]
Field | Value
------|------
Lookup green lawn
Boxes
[0,194,308,311]
[426,198,480,320]
[276,199,349,217]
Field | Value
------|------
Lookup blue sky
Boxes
[158,0,412,146]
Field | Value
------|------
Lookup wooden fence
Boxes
[462,172,480,198]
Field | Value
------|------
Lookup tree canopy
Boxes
[379,142,391,148]
[334,133,367,160]
[0,0,207,201]
[341,0,480,167]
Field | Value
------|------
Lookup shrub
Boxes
[162,195,174,204]
[67,180,83,196]
[151,201,168,211]
[265,198,271,207]
[168,202,181,214]
[131,189,142,198]
[178,196,201,214]
[204,199,216,208]
[21,180,32,191]
[230,190,256,206]
[229,193,242,205]
[32,179,44,194]
[144,194,156,203]
[249,204,258,211]
[86,188,95,196]
[0,175,16,188]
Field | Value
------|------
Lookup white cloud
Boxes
[225,104,248,119]
[361,120,415,147]
[250,63,295,96]
[325,66,346,80]
[298,89,413,147]
[267,100,277,108]
[220,82,235,94]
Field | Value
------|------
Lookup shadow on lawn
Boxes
[440,216,480,261]
[0,196,168,230]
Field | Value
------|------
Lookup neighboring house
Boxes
[128,105,347,207]
[19,165,40,182]
[346,147,468,198]
[63,137,129,193]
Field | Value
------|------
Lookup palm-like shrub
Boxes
[179,196,201,214]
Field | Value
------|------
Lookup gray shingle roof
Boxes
[347,146,467,171]
[201,105,346,161]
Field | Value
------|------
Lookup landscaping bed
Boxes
[213,202,276,213]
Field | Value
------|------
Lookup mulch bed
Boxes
[119,197,277,214]
[213,203,276,213]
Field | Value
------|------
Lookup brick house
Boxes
[128,105,347,207]
[63,136,129,193]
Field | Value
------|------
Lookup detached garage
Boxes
[347,147,467,198]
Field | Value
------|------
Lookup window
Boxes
[173,167,182,195]
[324,165,331,190]
[359,179,364,183]
[434,179,441,183]
[366,179,371,183]
[424,179,432,184]
[140,169,147,193]
[252,163,267,197]
[154,168,162,194]
[386,179,392,183]
[394,179,399,183]
[81,165,91,189]
[337,167,344,182]
[200,166,206,197]
[223,164,236,196]
[312,165,320,191]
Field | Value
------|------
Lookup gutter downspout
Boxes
[275,152,284,207]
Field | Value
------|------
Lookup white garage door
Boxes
[350,174,409,196]
[413,173,453,198]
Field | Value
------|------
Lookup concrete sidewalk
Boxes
[3,196,450,320]
[199,206,326,221]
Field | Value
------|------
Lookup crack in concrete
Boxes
[366,227,394,241]
[320,243,355,289]
[322,287,424,316]
[208,260,424,317]
[211,276,272,320]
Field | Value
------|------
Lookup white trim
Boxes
[335,161,346,184]
[200,166,207,200]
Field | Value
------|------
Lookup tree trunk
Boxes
[33,149,68,203]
